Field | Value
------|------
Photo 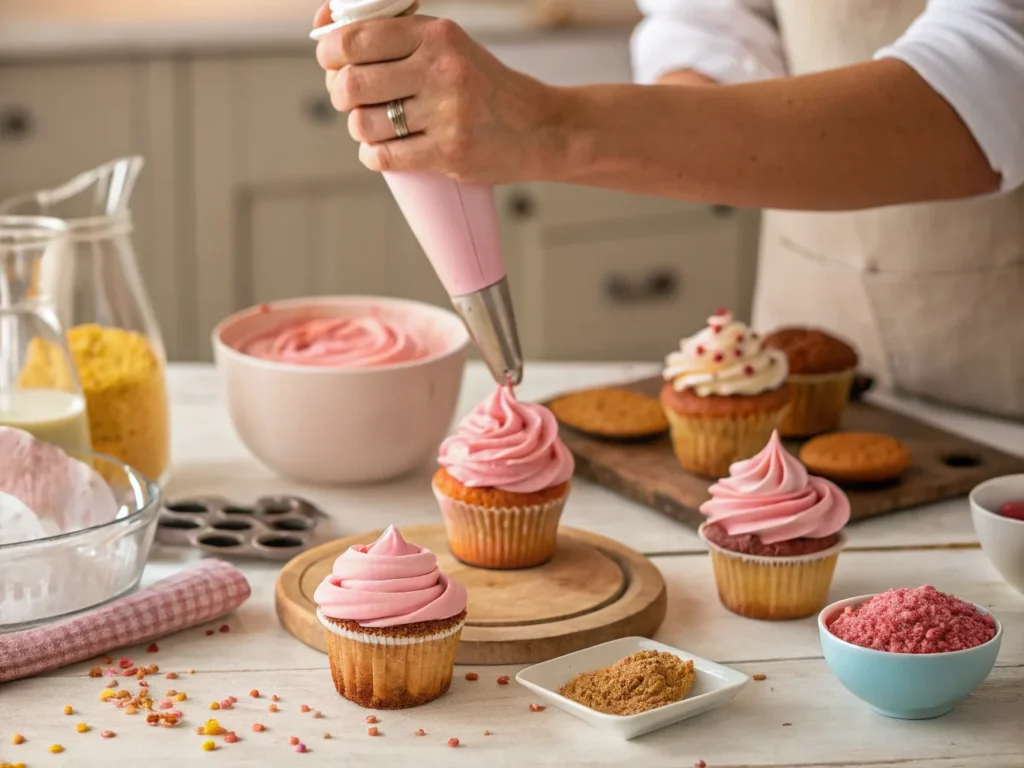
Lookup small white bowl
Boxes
[970,474,1024,596]
[515,636,750,740]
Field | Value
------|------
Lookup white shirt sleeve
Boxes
[875,0,1024,192]
[631,0,788,86]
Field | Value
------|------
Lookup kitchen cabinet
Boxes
[0,60,187,361]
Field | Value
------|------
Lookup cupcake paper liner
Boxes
[699,524,846,621]
[433,483,567,569]
[663,403,789,478]
[779,369,856,438]
[318,608,463,709]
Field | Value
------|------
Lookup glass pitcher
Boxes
[0,216,92,454]
[0,157,171,485]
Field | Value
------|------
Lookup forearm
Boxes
[547,59,1000,211]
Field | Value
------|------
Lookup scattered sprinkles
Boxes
[219,624,230,633]
[10,734,24,745]
[251,723,265,733]
[219,698,233,710]
[224,733,240,744]
[528,704,546,712]
[294,743,307,753]
[202,720,226,736]
[300,704,311,713]
[367,727,379,737]
[268,704,278,713]
[62,705,73,715]
[165,672,178,680]
[465,672,479,681]
[175,693,188,702]
[323,732,332,739]
[209,701,220,710]
[483,730,492,736]
[101,730,116,739]
[695,761,707,768]
[75,723,90,733]
[118,658,133,669]
[289,736,299,745]
[447,738,460,748]
[414,729,426,737]
[205,630,215,637]
[364,715,377,724]
[248,689,260,698]
[89,667,103,678]
[271,695,279,702]
[752,674,767,681]
[49,744,64,754]
[201,740,216,751]
[312,711,322,719]
[147,643,160,653]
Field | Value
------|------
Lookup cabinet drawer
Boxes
[0,63,134,203]
[534,221,741,361]
[534,183,737,231]
[236,56,366,184]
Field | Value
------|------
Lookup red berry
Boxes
[998,501,1024,521]
[497,676,510,686]
[712,325,722,335]
[695,345,705,356]
[715,307,727,316]
[744,365,755,376]
[146,643,159,653]
[447,738,460,748]
[204,629,214,636]
[219,625,230,633]
[713,353,724,362]
[735,348,743,357]
[736,333,744,342]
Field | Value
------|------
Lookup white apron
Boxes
[753,0,1024,419]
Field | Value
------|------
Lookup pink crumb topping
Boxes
[828,586,996,654]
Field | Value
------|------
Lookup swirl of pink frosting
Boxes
[699,431,850,544]
[240,316,427,368]
[438,385,574,494]
[313,526,467,628]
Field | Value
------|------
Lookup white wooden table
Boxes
[2,362,1022,767]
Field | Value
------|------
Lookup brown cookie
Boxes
[549,387,669,439]
[799,432,912,484]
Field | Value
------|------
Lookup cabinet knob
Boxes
[508,192,536,220]
[711,204,735,218]
[605,269,680,304]
[306,97,337,125]
[0,107,34,141]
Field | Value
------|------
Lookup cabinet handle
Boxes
[0,107,34,141]
[508,192,536,220]
[711,204,735,218]
[605,269,680,304]
[306,97,337,125]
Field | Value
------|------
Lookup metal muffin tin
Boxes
[156,495,324,561]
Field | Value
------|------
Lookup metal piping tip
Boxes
[450,277,524,386]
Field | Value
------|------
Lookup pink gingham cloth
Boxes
[0,559,251,683]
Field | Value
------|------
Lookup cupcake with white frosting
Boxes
[314,525,468,709]
[660,308,791,477]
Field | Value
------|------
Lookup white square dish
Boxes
[515,636,750,740]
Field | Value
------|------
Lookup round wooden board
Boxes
[275,525,667,666]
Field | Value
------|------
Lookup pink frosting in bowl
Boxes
[699,430,850,545]
[438,385,574,494]
[313,526,468,628]
[239,315,427,368]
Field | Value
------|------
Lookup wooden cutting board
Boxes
[545,377,1024,529]
[276,525,667,666]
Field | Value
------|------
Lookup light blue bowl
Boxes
[818,594,1002,720]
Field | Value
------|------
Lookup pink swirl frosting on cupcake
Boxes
[699,431,850,544]
[313,526,467,628]
[240,316,427,367]
[438,385,574,494]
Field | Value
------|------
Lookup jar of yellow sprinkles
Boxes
[3,157,171,484]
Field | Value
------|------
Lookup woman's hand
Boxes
[313,5,565,184]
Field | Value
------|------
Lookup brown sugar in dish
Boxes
[558,651,696,716]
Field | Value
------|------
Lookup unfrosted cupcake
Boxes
[698,430,850,620]
[661,309,791,477]
[313,525,468,709]
[763,327,859,437]
[434,384,574,569]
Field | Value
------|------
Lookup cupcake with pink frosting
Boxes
[433,384,574,569]
[313,525,468,709]
[699,430,850,620]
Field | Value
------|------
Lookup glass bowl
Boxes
[0,449,161,631]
